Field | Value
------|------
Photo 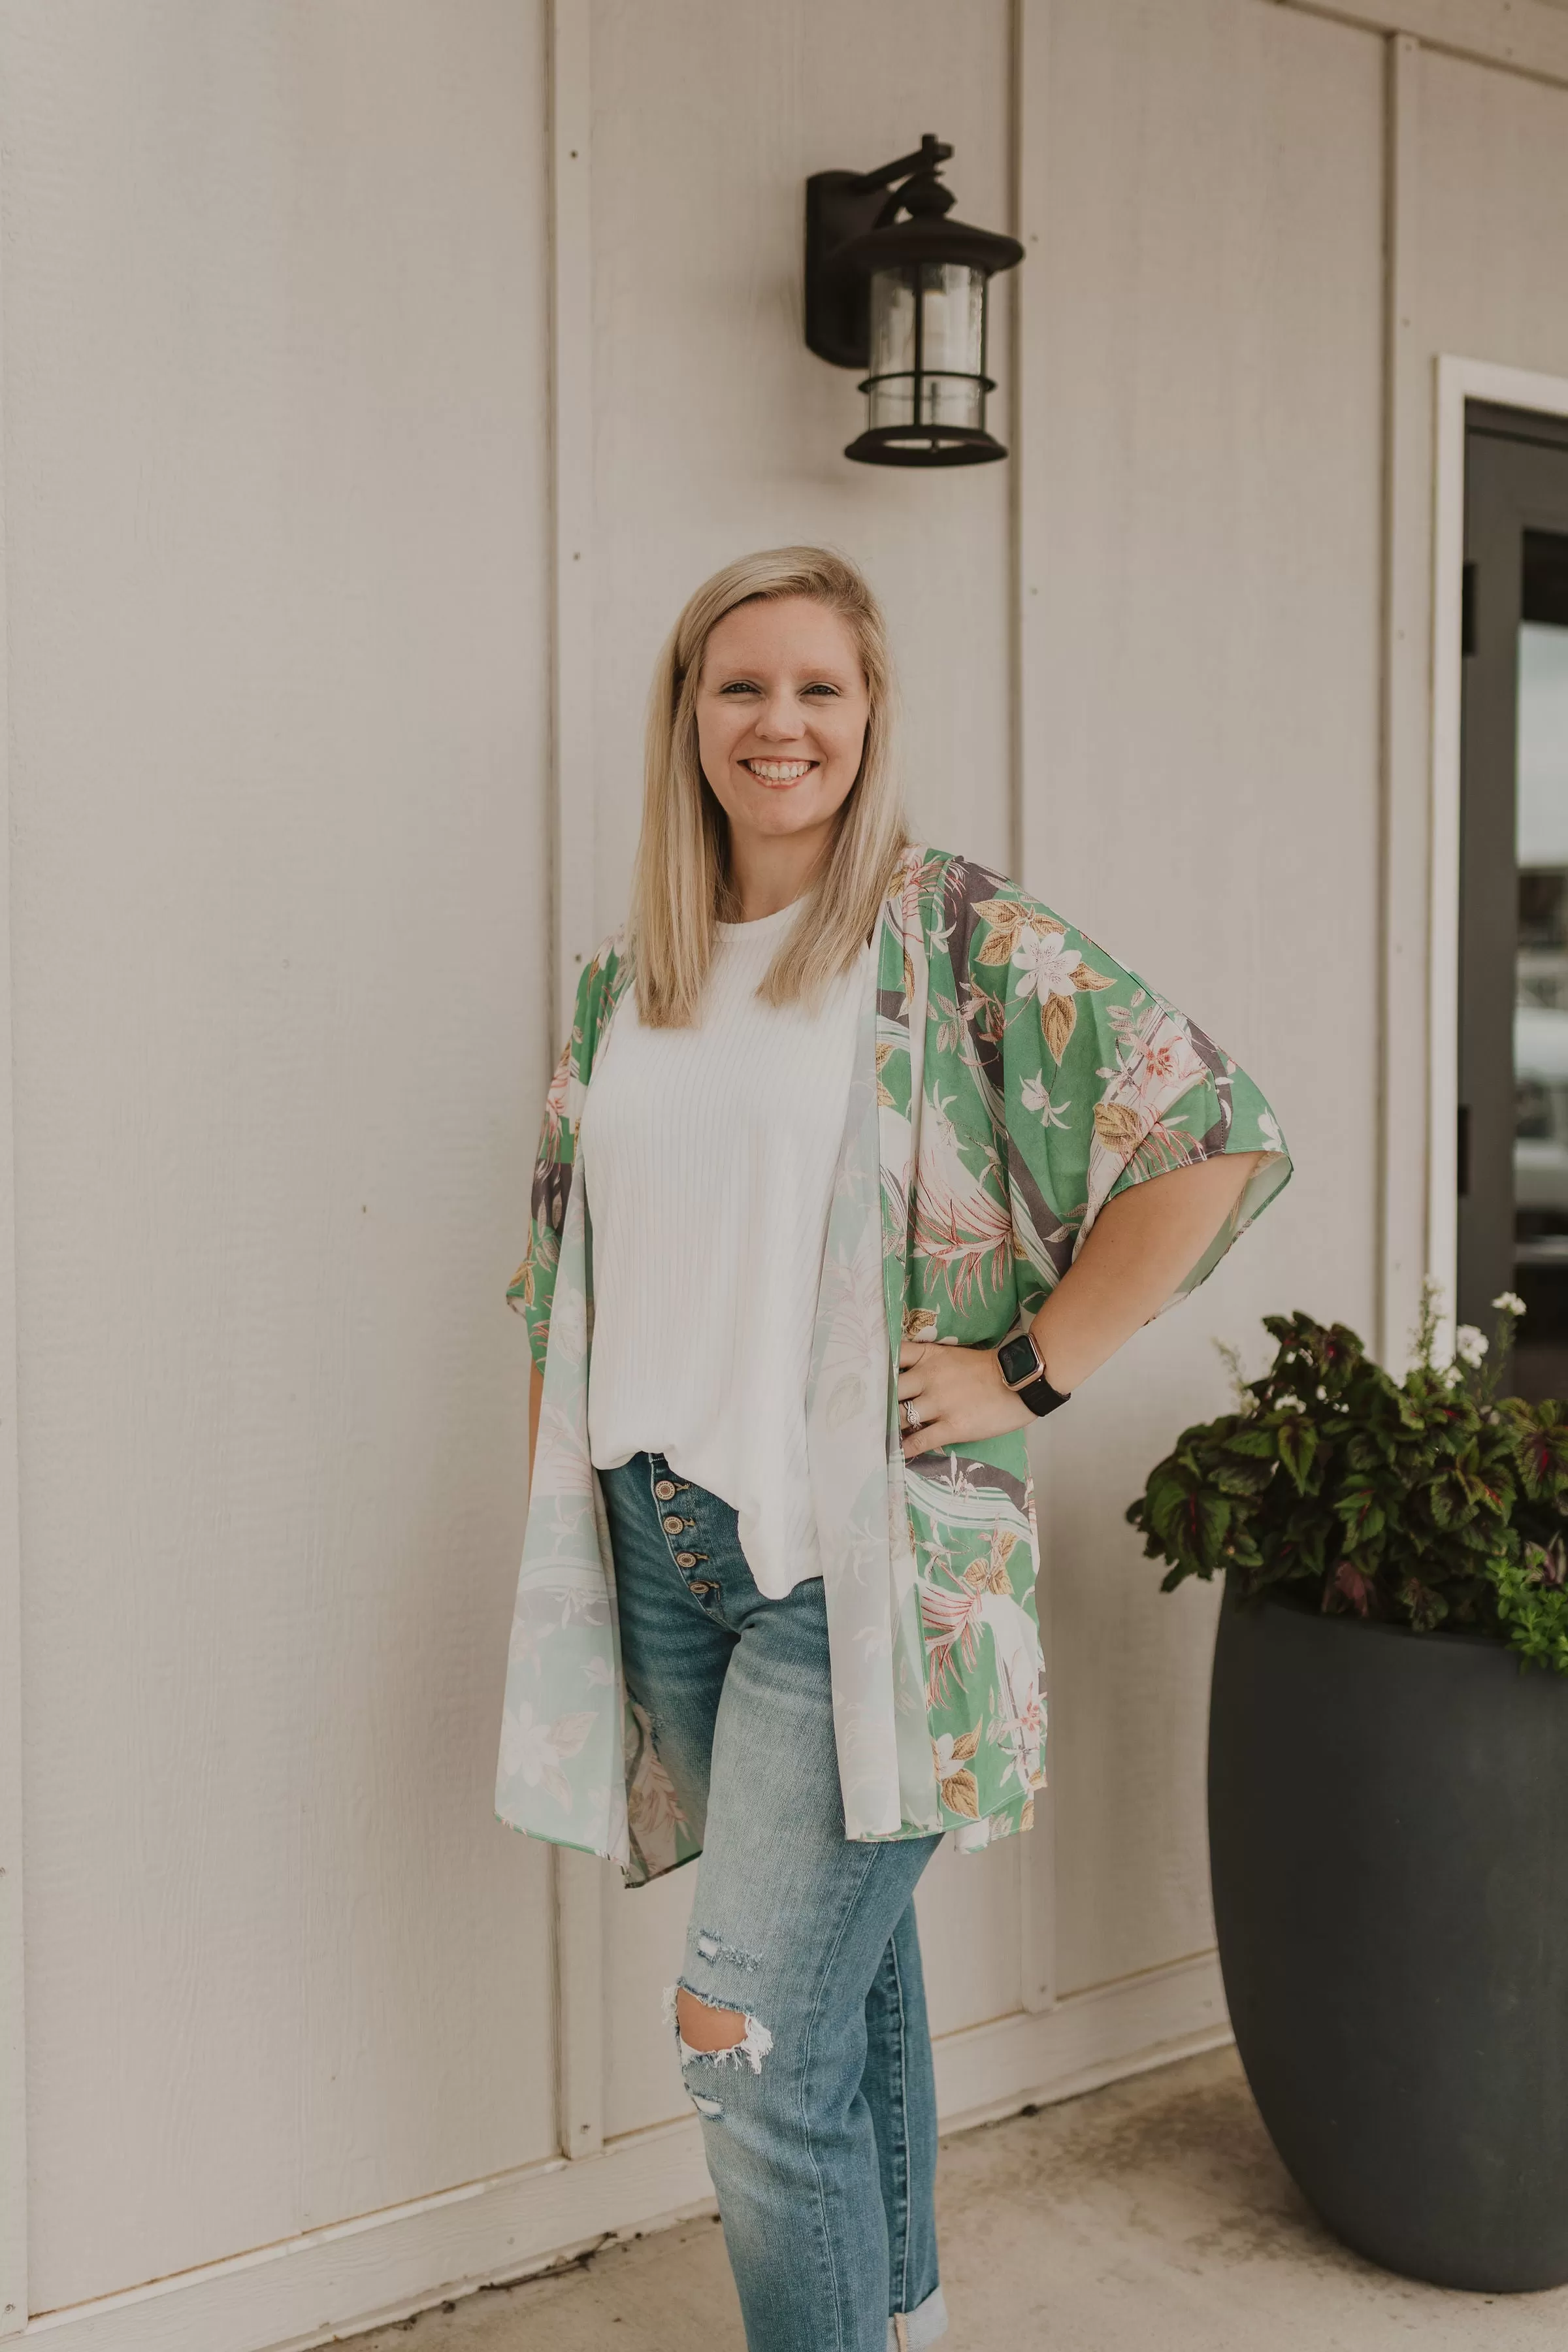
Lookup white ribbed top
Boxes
[580,900,868,1597]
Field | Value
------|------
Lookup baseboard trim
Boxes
[24,1951,1231,2352]
[932,1948,1232,2134]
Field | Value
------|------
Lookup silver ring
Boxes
[902,1398,921,1431]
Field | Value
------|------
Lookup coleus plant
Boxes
[1127,1282,1568,1673]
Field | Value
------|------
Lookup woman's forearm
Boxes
[1028,1151,1264,1392]
[896,1149,1268,1456]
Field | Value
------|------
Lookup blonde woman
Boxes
[497,547,1291,2352]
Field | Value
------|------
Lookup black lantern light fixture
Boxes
[805,133,1024,467]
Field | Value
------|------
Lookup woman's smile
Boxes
[741,757,818,785]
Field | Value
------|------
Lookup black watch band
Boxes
[996,1332,1071,1419]
[1015,1365,1070,1418]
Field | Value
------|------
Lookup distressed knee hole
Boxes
[676,1986,747,2052]
[663,1982,774,2074]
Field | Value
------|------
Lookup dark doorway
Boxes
[1460,404,1568,1399]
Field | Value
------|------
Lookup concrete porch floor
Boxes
[349,2047,1568,2351]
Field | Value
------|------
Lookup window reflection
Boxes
[1513,609,1568,1394]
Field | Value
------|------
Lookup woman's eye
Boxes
[802,683,838,697]
[719,680,760,695]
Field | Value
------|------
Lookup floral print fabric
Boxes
[495,845,1291,1882]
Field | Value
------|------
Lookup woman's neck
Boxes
[725,823,832,922]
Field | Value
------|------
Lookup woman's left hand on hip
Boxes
[895,1339,1036,1460]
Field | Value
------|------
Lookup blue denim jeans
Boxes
[598,1450,947,2352]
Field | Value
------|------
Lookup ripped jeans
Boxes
[598,1450,946,2352]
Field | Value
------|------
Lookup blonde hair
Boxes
[629,546,909,1026]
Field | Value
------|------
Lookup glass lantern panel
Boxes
[868,269,918,382]
[917,374,985,431]
[866,377,917,431]
[917,262,985,376]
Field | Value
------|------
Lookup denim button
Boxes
[675,1551,698,1569]
[654,1479,677,1501]
[662,1514,685,1535]
[688,1580,713,1595]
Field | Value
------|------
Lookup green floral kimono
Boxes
[495,845,1290,1884]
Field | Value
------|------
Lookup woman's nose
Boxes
[753,692,805,741]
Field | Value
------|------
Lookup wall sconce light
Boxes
[805,133,1024,467]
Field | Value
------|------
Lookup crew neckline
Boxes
[715,896,805,941]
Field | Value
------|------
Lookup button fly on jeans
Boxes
[675,1551,698,1569]
[688,1580,713,1595]
[662,1514,685,1535]
[654,1479,677,1501]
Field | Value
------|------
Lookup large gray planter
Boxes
[1207,1583,1568,2293]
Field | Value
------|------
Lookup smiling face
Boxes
[694,595,872,862]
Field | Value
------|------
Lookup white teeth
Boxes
[745,759,814,781]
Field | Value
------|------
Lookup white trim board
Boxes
[0,149,28,2344]
[547,0,596,1045]
[16,1953,1228,2352]
[544,0,605,2173]
[1428,357,1568,1323]
[553,1848,607,2159]
[1376,35,1424,1368]
[1279,0,1568,91]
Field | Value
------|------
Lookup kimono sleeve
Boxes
[504,940,619,1377]
[975,892,1292,1316]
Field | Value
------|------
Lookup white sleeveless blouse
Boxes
[579,899,868,1597]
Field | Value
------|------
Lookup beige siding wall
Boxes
[1,0,556,2316]
[1418,52,1568,370]
[1027,0,1386,1994]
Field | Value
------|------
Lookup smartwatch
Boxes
[996,1330,1071,1418]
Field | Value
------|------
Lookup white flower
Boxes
[1492,1290,1527,1318]
[1012,926,1082,1002]
[1454,1324,1489,1367]
[1021,1072,1073,1128]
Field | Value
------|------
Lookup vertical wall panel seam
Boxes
[0,146,29,2336]
[1013,0,1056,2019]
[546,0,606,2164]
[1377,33,1422,1366]
[549,0,598,1053]
[1005,0,1026,889]
[1014,0,1049,907]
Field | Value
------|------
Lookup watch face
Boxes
[997,1333,1038,1388]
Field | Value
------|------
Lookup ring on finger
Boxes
[902,1397,922,1431]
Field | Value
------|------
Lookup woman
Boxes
[497,547,1290,2352]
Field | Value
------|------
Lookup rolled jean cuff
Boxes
[890,2282,948,2350]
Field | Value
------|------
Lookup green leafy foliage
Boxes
[1126,1284,1568,1673]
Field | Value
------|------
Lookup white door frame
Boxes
[1427,356,1568,1327]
